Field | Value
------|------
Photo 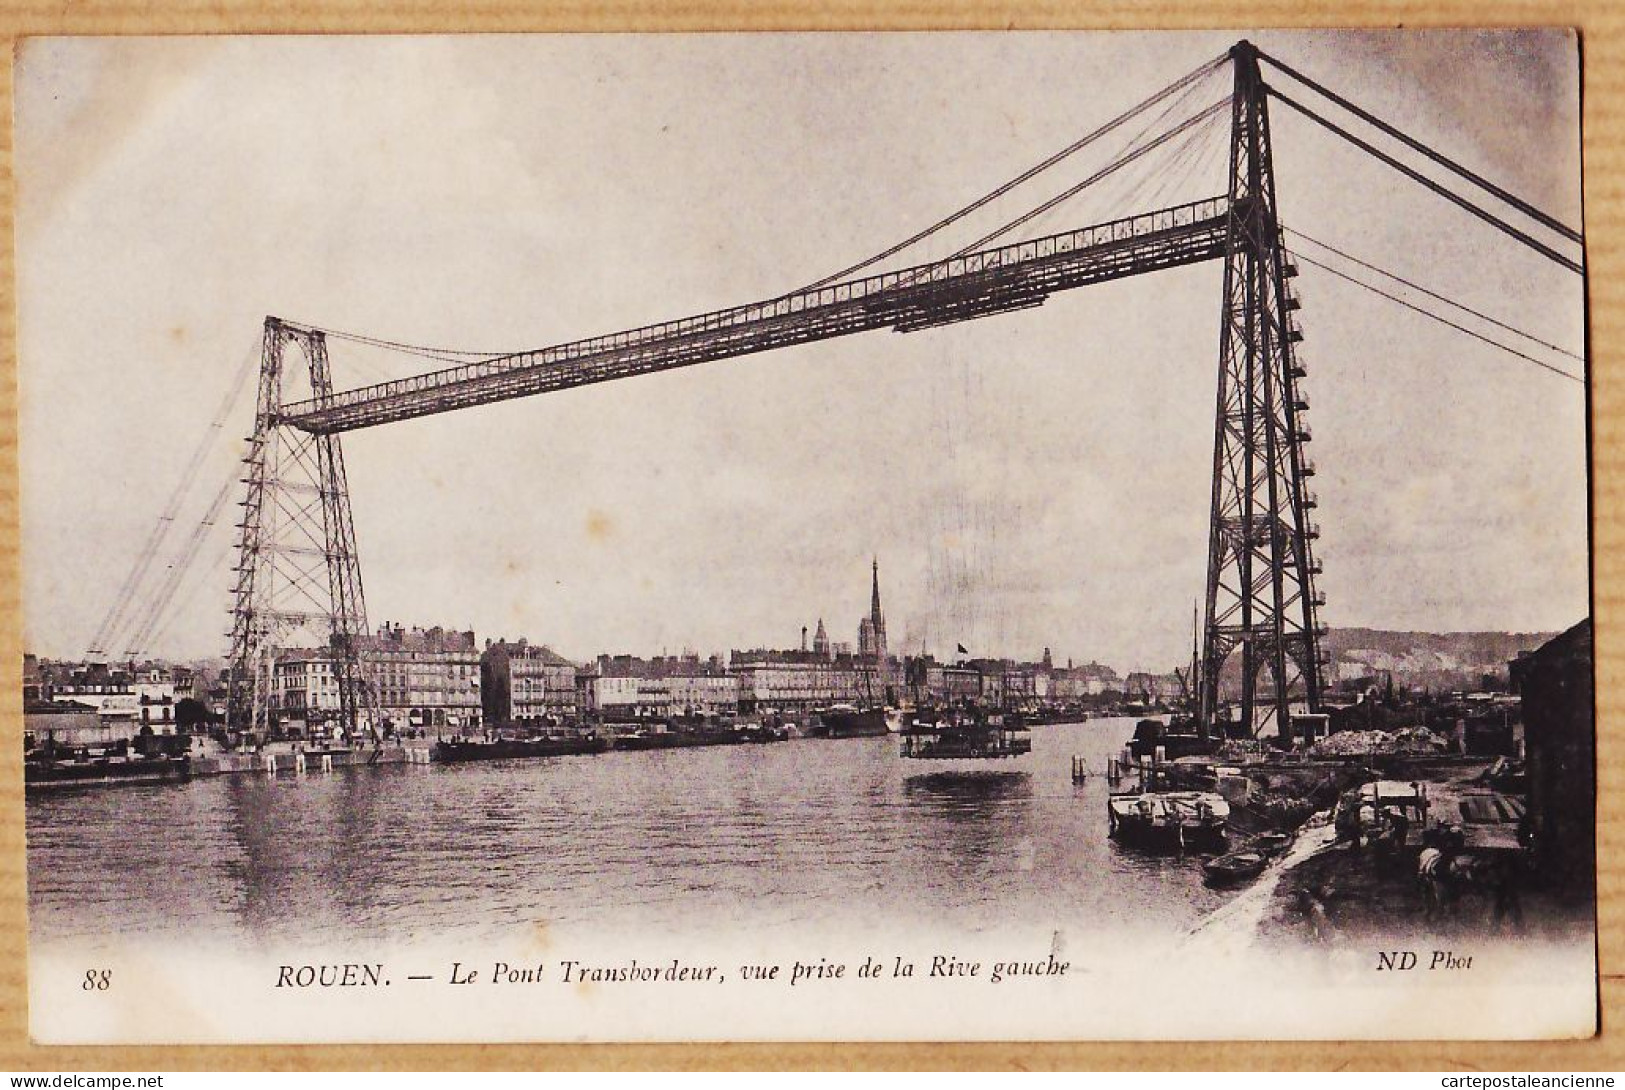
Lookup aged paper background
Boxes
[0,0,1619,1071]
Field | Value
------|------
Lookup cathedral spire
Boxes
[863,556,887,663]
[870,556,882,621]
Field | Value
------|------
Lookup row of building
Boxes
[24,658,199,748]
[26,648,1150,747]
[266,639,1143,736]
[27,563,1164,743]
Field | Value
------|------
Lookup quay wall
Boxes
[192,744,435,777]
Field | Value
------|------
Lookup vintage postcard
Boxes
[15,29,1593,1044]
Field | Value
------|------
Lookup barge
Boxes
[25,753,192,791]
[434,733,609,763]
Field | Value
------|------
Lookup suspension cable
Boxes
[1291,249,1582,383]
[993,60,1219,244]
[795,53,1228,292]
[1258,49,1581,244]
[286,59,1232,367]
[292,324,527,365]
[87,339,260,656]
[1285,227,1584,362]
[947,98,1230,261]
[1269,89,1582,276]
[123,466,240,658]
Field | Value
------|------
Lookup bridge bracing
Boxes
[1197,42,1324,738]
[220,39,1581,742]
[225,321,379,742]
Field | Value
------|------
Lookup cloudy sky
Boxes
[16,30,1587,671]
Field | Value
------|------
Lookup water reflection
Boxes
[28,720,1233,946]
[903,770,1031,802]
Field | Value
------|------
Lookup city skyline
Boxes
[17,31,1587,669]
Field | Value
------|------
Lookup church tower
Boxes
[868,557,887,662]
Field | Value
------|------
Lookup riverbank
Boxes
[1184,758,1593,953]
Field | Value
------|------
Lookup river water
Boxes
[26,718,1231,952]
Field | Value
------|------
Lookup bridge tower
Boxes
[1199,41,1327,739]
[225,318,378,742]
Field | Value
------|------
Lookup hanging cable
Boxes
[968,62,1215,248]
[1010,58,1220,243]
[122,463,242,658]
[142,533,235,656]
[277,59,1233,373]
[1269,89,1582,275]
[946,98,1231,261]
[284,322,529,365]
[1258,49,1582,244]
[1285,226,1584,361]
[87,339,260,656]
[1140,103,1224,212]
[1290,249,1582,383]
[795,53,1228,292]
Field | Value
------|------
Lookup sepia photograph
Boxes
[14,28,1594,1044]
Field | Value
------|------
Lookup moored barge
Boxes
[434,733,609,763]
[1107,789,1230,850]
[25,753,192,791]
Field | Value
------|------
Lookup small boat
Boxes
[1251,832,1293,856]
[1202,850,1268,886]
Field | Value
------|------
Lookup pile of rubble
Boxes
[1310,727,1447,758]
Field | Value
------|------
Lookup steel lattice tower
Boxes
[1198,42,1327,739]
[225,318,379,742]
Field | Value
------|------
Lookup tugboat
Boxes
[810,633,891,738]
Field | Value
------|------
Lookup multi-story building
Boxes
[1124,670,1184,702]
[270,651,343,733]
[579,654,739,720]
[131,663,181,732]
[909,656,1049,708]
[1001,663,1038,707]
[1050,660,1123,699]
[359,623,482,736]
[482,639,580,725]
[730,648,883,712]
[40,662,141,734]
[28,659,197,737]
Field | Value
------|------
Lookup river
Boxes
[26,718,1232,952]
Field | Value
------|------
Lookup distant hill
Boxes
[1325,627,1561,691]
